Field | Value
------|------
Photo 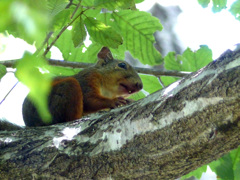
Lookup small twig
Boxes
[0,59,191,77]
[135,67,190,77]
[0,81,19,105]
[42,7,87,57]
[37,0,80,57]
[34,32,53,56]
[66,0,74,9]
[42,27,69,57]
[157,76,165,88]
[71,2,81,19]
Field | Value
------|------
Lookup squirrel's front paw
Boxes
[111,97,128,108]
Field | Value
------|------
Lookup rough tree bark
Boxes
[0,48,240,180]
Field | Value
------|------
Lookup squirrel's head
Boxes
[96,47,143,98]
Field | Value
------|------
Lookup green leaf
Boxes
[198,0,210,8]
[230,0,240,21]
[83,8,102,18]
[0,1,12,32]
[164,52,182,71]
[78,42,102,63]
[129,91,146,100]
[135,0,144,4]
[112,10,163,65]
[140,74,162,94]
[15,52,52,124]
[198,0,227,12]
[82,43,126,63]
[55,29,101,63]
[72,17,87,48]
[181,45,212,71]
[51,9,71,30]
[80,42,128,63]
[53,29,75,60]
[160,76,179,87]
[165,46,213,72]
[35,44,52,59]
[230,147,240,179]
[47,0,68,18]
[84,17,123,48]
[94,0,134,10]
[181,165,207,179]
[54,30,85,62]
[108,44,126,60]
[48,66,80,76]
[0,64,7,79]
[209,147,240,179]
[210,153,234,179]
[82,0,95,6]
[1,1,49,46]
[212,0,227,12]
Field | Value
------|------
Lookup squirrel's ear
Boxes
[97,47,113,63]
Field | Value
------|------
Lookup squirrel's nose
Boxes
[135,82,143,90]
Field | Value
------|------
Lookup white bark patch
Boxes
[4,55,237,157]
[53,127,81,148]
[225,57,240,70]
[158,97,224,127]
[0,137,13,143]
[1,137,22,160]
[90,113,156,156]
[89,97,225,156]
[162,81,180,96]
[182,97,223,116]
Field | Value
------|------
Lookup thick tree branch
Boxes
[0,59,190,77]
[0,49,240,179]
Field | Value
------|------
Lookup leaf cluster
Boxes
[198,0,240,17]
[198,0,240,21]
[0,0,240,179]
[182,146,240,180]
[0,0,164,122]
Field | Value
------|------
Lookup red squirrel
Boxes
[22,47,143,127]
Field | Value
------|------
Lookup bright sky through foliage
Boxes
[0,0,240,128]
[137,0,240,59]
[0,1,239,178]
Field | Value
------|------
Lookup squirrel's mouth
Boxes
[119,83,136,94]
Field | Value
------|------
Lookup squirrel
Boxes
[20,47,143,127]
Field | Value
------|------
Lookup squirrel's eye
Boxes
[118,62,127,69]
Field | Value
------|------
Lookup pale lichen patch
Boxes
[88,97,225,156]
[53,127,81,148]
[225,57,240,70]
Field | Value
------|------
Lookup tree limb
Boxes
[0,49,240,179]
[0,59,190,77]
